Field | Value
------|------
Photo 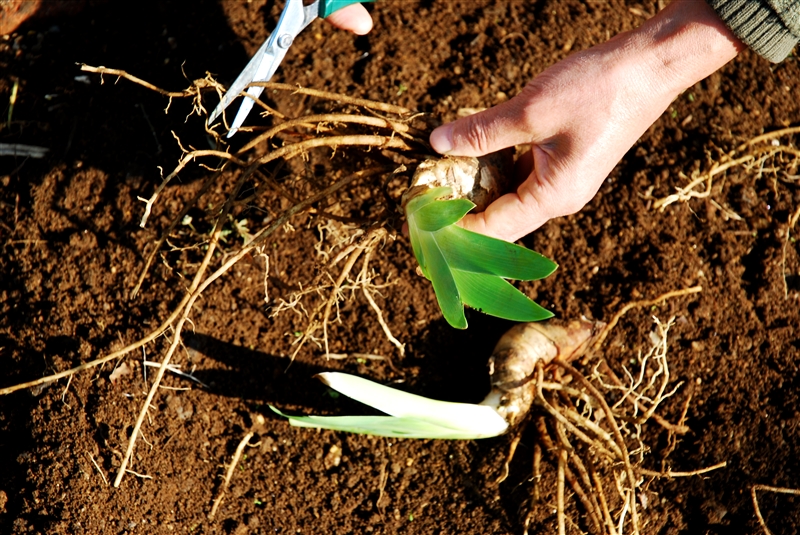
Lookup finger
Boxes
[325,4,373,35]
[459,190,550,243]
[459,147,561,241]
[429,91,541,156]
[512,149,534,189]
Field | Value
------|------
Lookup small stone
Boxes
[323,444,342,469]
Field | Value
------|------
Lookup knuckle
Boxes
[561,182,594,216]
[454,114,496,155]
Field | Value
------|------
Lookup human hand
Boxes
[325,3,373,35]
[429,1,742,243]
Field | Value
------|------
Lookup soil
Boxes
[1,1,799,534]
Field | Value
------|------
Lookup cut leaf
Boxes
[412,198,475,232]
[274,411,469,438]
[404,188,557,329]
[417,226,467,329]
[271,372,509,440]
[403,186,452,216]
[451,268,553,322]
[437,226,558,280]
[406,187,454,278]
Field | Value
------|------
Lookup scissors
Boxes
[209,0,374,138]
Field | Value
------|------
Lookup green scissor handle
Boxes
[319,0,375,19]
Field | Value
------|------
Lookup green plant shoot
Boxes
[405,187,557,329]
[271,372,509,439]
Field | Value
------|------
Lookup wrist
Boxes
[633,1,744,98]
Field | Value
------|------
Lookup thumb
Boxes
[458,190,549,243]
[429,95,537,156]
[325,4,373,35]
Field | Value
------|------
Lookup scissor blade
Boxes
[209,0,321,137]
[226,35,301,138]
[207,38,273,126]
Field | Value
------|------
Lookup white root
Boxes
[481,319,605,427]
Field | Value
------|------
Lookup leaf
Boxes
[404,189,557,328]
[418,227,467,329]
[437,226,558,280]
[407,219,428,278]
[404,186,452,216]
[412,198,475,232]
[317,373,505,432]
[269,372,509,439]
[275,411,465,439]
[451,269,554,322]
[406,187,455,279]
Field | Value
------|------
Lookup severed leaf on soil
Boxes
[271,372,509,439]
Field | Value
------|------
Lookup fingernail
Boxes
[429,124,453,154]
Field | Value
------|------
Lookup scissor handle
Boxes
[319,0,375,19]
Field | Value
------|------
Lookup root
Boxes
[209,431,256,520]
[79,64,413,118]
[495,431,523,485]
[552,360,641,535]
[114,161,253,487]
[653,125,800,211]
[283,224,391,360]
[320,230,374,357]
[137,150,245,228]
[247,81,412,116]
[590,286,702,353]
[358,243,405,357]
[554,422,605,535]
[513,286,709,535]
[80,64,210,99]
[0,68,432,487]
[751,484,800,535]
[639,461,727,478]
[781,204,800,299]
[239,113,425,153]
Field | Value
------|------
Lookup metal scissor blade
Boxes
[208,0,321,137]
[224,46,281,138]
[207,37,273,127]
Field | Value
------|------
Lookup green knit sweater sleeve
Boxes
[707,0,799,61]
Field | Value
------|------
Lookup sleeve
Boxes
[706,0,800,62]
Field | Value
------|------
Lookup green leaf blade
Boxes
[404,186,556,327]
[404,186,452,216]
[418,230,467,329]
[437,226,558,280]
[407,219,428,278]
[413,198,475,232]
[451,268,554,322]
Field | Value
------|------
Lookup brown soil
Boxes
[1,1,799,534]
